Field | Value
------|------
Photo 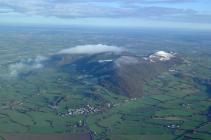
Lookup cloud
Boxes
[115,56,139,67]
[0,1,196,17]
[134,0,197,3]
[0,7,13,13]
[49,0,198,3]
[8,45,123,77]
[58,44,123,54]
[0,0,210,24]
[9,55,48,77]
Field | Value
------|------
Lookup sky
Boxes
[0,0,211,29]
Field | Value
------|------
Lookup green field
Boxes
[0,27,211,140]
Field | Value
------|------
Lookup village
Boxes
[58,98,137,117]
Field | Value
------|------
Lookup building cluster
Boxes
[68,104,101,116]
[58,104,101,117]
[58,98,138,117]
[167,124,180,129]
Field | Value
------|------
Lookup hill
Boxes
[45,51,182,97]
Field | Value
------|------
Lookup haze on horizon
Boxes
[0,0,211,30]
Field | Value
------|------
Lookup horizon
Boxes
[1,23,211,32]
